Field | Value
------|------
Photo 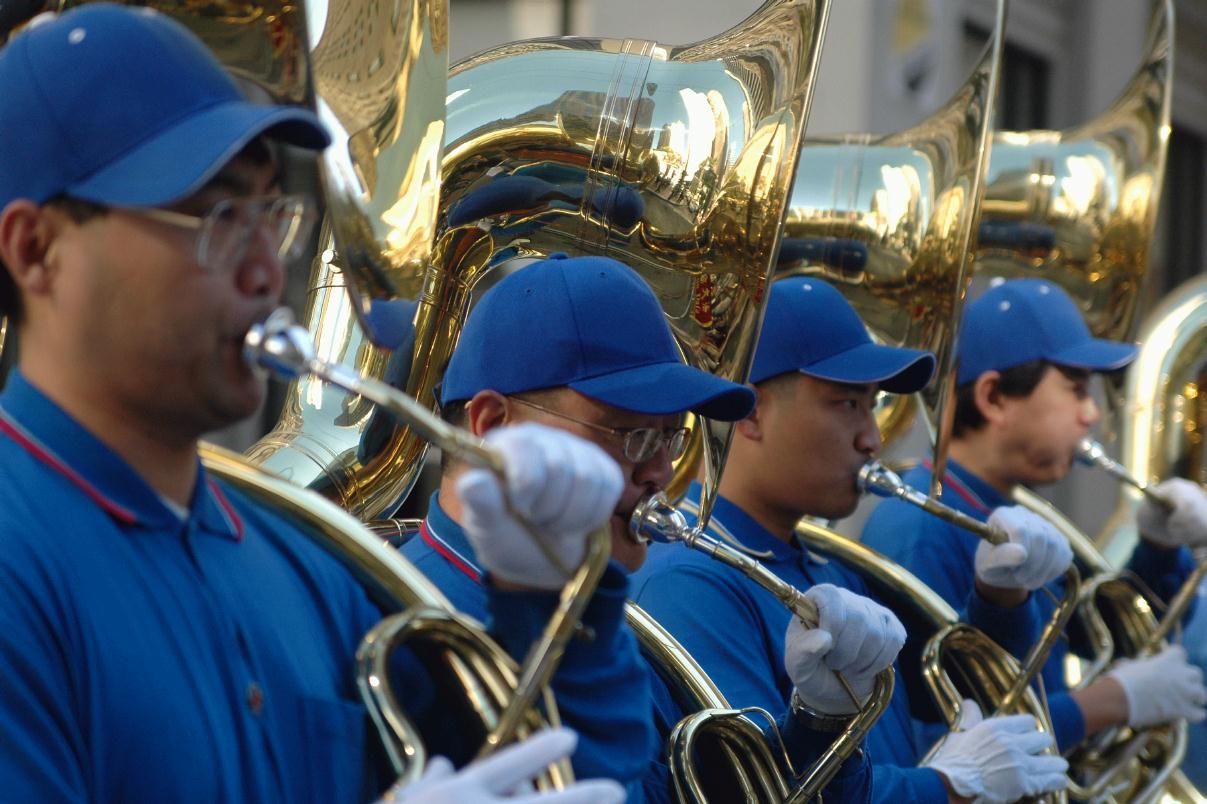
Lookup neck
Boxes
[716,461,798,544]
[948,433,1016,497]
[19,353,200,507]
[436,470,466,526]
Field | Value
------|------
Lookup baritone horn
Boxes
[790,519,1068,804]
[857,460,1081,713]
[245,309,611,766]
[630,493,895,803]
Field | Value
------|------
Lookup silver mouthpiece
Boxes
[629,491,691,546]
[243,307,317,380]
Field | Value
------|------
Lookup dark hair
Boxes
[0,196,108,323]
[437,397,469,472]
[952,360,1089,436]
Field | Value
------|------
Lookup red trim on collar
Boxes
[420,520,481,583]
[0,410,139,526]
[206,477,245,542]
[923,459,991,515]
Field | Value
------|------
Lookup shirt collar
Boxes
[0,370,243,540]
[423,490,482,577]
[934,458,1012,514]
[683,481,809,564]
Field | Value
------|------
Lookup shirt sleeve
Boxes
[0,542,88,803]
[1128,540,1197,621]
[485,562,657,796]
[632,561,790,713]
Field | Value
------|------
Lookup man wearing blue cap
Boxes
[407,255,914,802]
[0,6,627,803]
[864,277,1207,755]
[633,277,1073,804]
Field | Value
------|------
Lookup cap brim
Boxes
[569,362,756,421]
[1050,338,1137,373]
[70,100,330,207]
[803,343,936,394]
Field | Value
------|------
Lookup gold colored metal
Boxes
[778,0,1005,489]
[1098,275,1207,566]
[435,0,830,528]
[858,460,1081,714]
[625,603,800,804]
[239,0,453,519]
[198,443,571,789]
[793,520,1066,803]
[973,0,1172,348]
[630,491,896,802]
[1012,485,1192,803]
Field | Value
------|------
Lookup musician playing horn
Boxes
[864,278,1207,749]
[409,253,909,802]
[633,277,1072,804]
[0,6,625,802]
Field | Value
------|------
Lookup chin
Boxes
[610,515,648,573]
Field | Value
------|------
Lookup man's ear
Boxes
[465,390,510,437]
[971,371,1007,425]
[0,201,58,301]
[734,383,765,440]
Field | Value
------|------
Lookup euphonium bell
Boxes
[777,0,1005,490]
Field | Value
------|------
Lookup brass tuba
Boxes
[631,492,896,803]
[435,0,829,525]
[777,0,1005,490]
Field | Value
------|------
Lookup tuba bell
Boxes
[436,0,829,526]
[777,0,1005,490]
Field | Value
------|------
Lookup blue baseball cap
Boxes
[750,277,935,393]
[0,4,330,211]
[440,254,756,420]
[956,278,1137,385]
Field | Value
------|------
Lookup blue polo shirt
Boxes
[0,371,389,802]
[861,458,1196,751]
[632,482,966,804]
[403,492,873,803]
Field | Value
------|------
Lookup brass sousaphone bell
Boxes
[962,1,1195,799]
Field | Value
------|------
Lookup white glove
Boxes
[379,728,624,803]
[1106,643,1207,728]
[1137,478,1207,548]
[456,422,623,590]
[974,505,1073,591]
[924,699,1069,804]
[784,583,906,715]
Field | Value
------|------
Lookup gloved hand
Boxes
[456,422,623,590]
[923,699,1069,804]
[379,728,625,803]
[784,583,906,716]
[1106,643,1207,728]
[1137,478,1207,548]
[975,505,1073,591]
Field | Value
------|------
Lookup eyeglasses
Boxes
[130,195,316,272]
[508,396,690,463]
